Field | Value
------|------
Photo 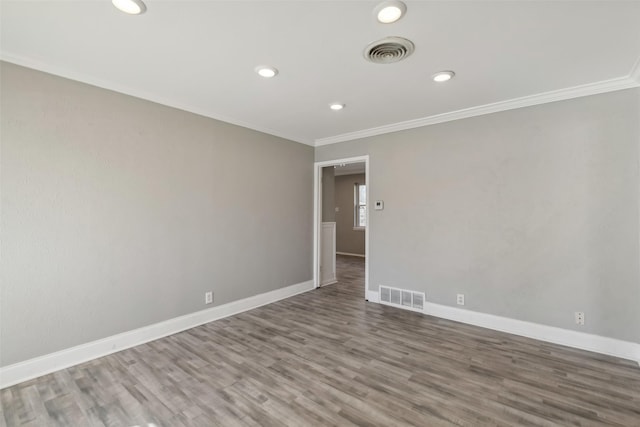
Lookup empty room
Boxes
[1,1,640,426]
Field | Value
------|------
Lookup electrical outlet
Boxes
[575,311,585,325]
[456,294,465,306]
[205,291,213,305]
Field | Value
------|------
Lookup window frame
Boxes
[354,182,366,230]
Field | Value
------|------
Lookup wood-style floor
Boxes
[2,255,640,426]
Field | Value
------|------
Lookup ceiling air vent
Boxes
[364,36,415,64]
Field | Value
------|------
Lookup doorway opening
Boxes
[313,156,369,300]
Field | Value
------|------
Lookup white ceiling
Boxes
[2,1,639,146]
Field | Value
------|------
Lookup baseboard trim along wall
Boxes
[365,290,640,363]
[320,280,338,287]
[366,290,379,302]
[0,280,314,389]
[336,252,366,258]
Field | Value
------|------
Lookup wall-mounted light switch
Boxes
[375,200,384,210]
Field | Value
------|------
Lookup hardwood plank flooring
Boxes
[2,254,640,426]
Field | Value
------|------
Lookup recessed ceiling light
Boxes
[374,1,407,24]
[432,71,455,82]
[255,66,278,78]
[112,0,146,15]
[329,103,345,111]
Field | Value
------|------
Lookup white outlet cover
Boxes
[457,294,465,305]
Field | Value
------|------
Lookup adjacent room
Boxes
[319,162,367,294]
[1,1,640,425]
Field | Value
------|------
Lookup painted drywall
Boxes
[0,62,314,366]
[321,166,335,222]
[316,88,640,343]
[335,174,366,256]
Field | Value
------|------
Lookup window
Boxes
[354,183,366,229]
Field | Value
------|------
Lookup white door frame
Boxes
[313,155,370,298]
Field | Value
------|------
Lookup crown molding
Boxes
[0,52,314,147]
[3,51,638,149]
[314,73,640,147]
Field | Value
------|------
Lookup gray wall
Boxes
[316,88,640,343]
[0,62,314,366]
[321,166,335,222]
[335,174,366,256]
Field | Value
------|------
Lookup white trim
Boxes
[0,280,314,389]
[336,251,365,258]
[314,75,640,146]
[364,159,370,299]
[319,280,338,287]
[0,52,313,146]
[313,165,321,289]
[313,156,370,300]
[366,290,379,303]
[419,301,640,363]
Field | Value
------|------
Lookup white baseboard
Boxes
[365,295,639,363]
[320,280,338,287]
[420,302,640,363]
[320,271,337,287]
[366,290,379,303]
[0,280,314,389]
[336,251,365,258]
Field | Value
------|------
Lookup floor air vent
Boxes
[379,286,425,312]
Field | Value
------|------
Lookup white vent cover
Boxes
[364,36,415,64]
[379,285,425,312]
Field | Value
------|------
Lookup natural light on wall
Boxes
[112,0,147,15]
[355,183,367,228]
